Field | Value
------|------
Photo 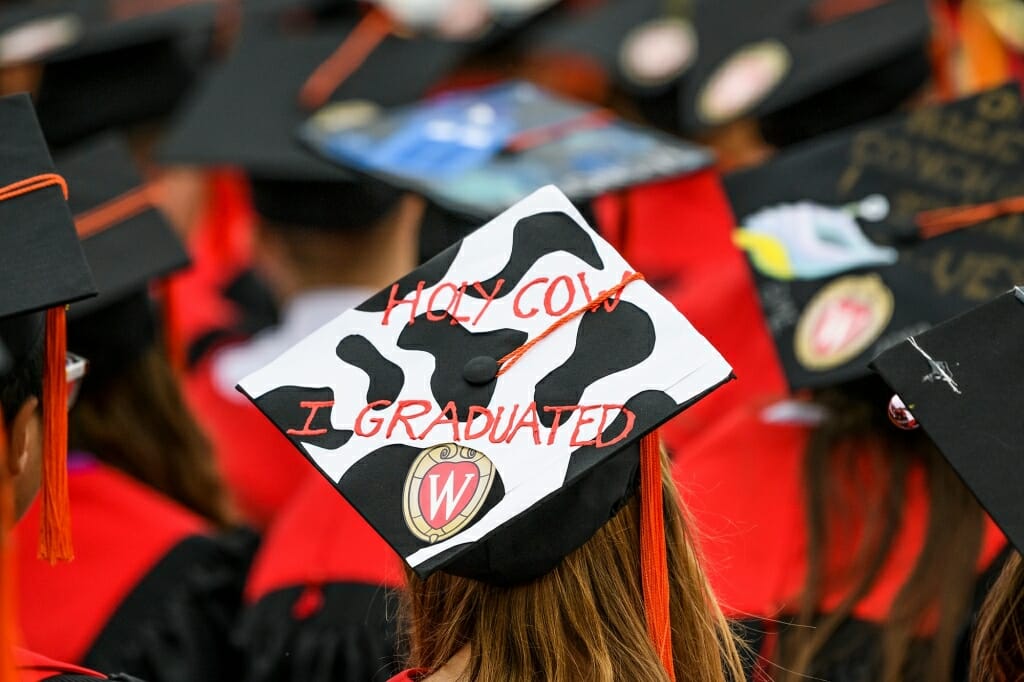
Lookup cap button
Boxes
[463,356,498,385]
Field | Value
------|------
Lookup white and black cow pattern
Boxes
[239,186,732,579]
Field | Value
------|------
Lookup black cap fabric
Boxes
[0,0,219,147]
[516,0,697,96]
[677,0,932,136]
[160,11,468,179]
[727,85,1024,390]
[159,9,468,226]
[57,133,190,319]
[0,93,96,362]
[236,185,732,584]
[55,133,188,378]
[0,93,96,322]
[872,287,1024,553]
[299,80,711,219]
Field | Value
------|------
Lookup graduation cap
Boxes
[0,92,98,563]
[159,6,470,227]
[677,0,933,145]
[300,79,711,220]
[872,287,1024,553]
[0,0,220,147]
[726,85,1024,390]
[55,133,190,382]
[517,0,697,98]
[237,185,732,673]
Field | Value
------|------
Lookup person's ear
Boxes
[6,397,39,478]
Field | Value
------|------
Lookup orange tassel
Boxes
[38,307,72,564]
[0,410,16,682]
[299,7,393,110]
[161,280,185,375]
[640,430,675,681]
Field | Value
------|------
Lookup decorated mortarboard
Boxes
[516,0,697,98]
[677,0,932,144]
[0,0,220,147]
[236,185,733,587]
[159,7,469,227]
[299,80,712,220]
[726,85,1024,391]
[56,134,190,378]
[872,287,1024,553]
[0,92,97,563]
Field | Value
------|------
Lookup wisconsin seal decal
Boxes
[403,443,496,544]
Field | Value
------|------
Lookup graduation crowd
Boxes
[2,1,1024,681]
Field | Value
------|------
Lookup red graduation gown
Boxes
[14,456,253,681]
[238,472,404,682]
[673,401,1007,624]
[16,649,105,681]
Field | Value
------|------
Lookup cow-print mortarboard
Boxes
[872,288,1024,557]
[237,185,733,585]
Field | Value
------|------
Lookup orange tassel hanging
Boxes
[161,280,185,375]
[38,307,72,564]
[639,430,675,681]
[0,410,17,682]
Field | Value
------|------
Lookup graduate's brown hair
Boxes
[971,552,1024,682]
[68,346,233,527]
[776,379,986,682]
[402,451,747,682]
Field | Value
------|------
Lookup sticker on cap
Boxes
[404,443,496,544]
[311,100,383,132]
[619,17,698,88]
[0,13,82,66]
[697,39,791,125]
[794,273,894,371]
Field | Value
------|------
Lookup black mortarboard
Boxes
[0,92,97,562]
[516,0,697,99]
[159,8,469,227]
[727,85,1024,390]
[0,93,96,322]
[236,185,732,585]
[872,288,1024,553]
[0,0,219,148]
[299,79,711,220]
[56,133,190,381]
[677,0,932,145]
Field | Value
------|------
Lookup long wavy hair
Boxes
[972,552,1024,681]
[69,346,233,527]
[402,451,747,682]
[776,378,986,681]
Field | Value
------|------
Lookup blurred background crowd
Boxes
[1,0,1023,681]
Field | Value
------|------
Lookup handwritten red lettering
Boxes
[447,282,471,326]
[570,405,601,447]
[603,271,635,313]
[463,406,495,439]
[287,400,334,436]
[353,400,392,437]
[544,275,574,316]
[594,405,635,447]
[576,271,594,306]
[386,400,433,439]
[471,279,505,325]
[426,282,459,322]
[382,281,425,326]
[417,401,462,441]
[488,405,519,443]
[513,277,548,318]
[505,402,541,445]
[543,405,581,445]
